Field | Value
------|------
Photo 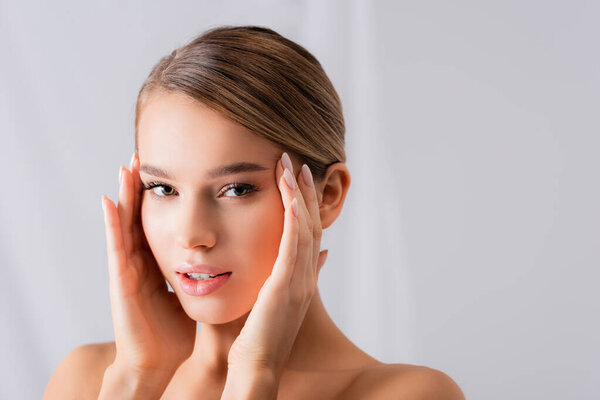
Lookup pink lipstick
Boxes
[176,263,232,296]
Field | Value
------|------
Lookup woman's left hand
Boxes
[226,152,328,378]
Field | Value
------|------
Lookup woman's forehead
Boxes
[137,92,283,161]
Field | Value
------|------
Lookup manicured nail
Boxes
[281,152,293,173]
[129,152,136,169]
[291,197,298,217]
[283,168,296,190]
[119,166,123,185]
[301,164,313,187]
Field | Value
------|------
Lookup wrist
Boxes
[220,365,279,400]
[98,362,176,400]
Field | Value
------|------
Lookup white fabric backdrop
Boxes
[1,0,598,398]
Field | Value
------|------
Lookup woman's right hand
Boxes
[100,152,196,387]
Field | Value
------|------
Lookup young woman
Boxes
[44,25,464,399]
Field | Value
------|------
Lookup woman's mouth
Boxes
[185,272,228,281]
[177,271,232,296]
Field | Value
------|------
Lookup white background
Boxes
[1,1,598,399]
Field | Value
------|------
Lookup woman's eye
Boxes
[142,182,176,198]
[221,183,257,198]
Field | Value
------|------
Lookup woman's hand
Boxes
[100,152,196,390]
[225,152,328,380]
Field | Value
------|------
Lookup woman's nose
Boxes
[174,201,217,249]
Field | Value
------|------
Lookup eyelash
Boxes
[141,181,259,200]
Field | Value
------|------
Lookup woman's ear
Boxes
[315,163,351,229]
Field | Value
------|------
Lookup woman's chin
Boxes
[178,296,253,325]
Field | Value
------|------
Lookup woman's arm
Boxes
[97,362,177,400]
[220,366,278,400]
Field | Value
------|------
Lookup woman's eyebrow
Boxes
[139,162,270,180]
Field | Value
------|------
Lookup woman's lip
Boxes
[176,263,230,275]
[177,272,232,296]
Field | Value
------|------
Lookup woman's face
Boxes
[137,90,288,324]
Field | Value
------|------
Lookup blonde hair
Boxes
[134,25,345,182]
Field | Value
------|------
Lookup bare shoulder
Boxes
[43,341,116,400]
[339,362,465,400]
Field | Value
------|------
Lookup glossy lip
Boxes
[177,271,232,296]
[176,262,231,275]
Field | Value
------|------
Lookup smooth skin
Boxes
[44,91,464,399]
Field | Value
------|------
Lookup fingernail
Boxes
[283,168,296,190]
[281,152,293,173]
[129,152,136,169]
[101,195,106,212]
[301,164,313,187]
[119,166,123,185]
[291,197,298,217]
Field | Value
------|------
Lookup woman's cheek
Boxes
[140,200,171,272]
[243,197,285,276]
[140,200,158,248]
